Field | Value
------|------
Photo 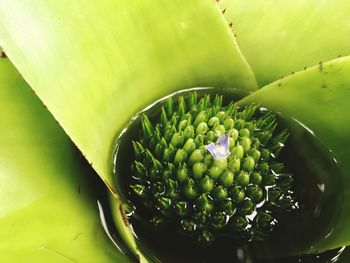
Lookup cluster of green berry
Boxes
[131,92,295,246]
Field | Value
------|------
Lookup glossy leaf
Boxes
[218,0,350,86]
[239,56,350,252]
[0,58,130,262]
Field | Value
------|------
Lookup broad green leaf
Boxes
[0,58,130,262]
[0,0,257,194]
[218,0,350,86]
[239,56,350,252]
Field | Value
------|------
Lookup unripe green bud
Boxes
[184,180,198,200]
[248,148,261,162]
[240,199,255,215]
[178,119,188,131]
[208,165,222,180]
[215,111,226,122]
[213,125,225,136]
[152,181,165,196]
[236,171,250,187]
[234,119,245,130]
[239,128,250,138]
[203,154,213,166]
[195,134,205,146]
[230,186,245,203]
[193,112,207,127]
[193,211,207,224]
[213,158,228,170]
[176,164,189,183]
[256,211,274,230]
[240,137,252,152]
[183,138,196,153]
[157,197,172,215]
[164,125,176,142]
[219,171,234,187]
[171,132,184,148]
[246,185,263,203]
[260,149,271,161]
[242,156,255,172]
[132,141,145,160]
[263,173,276,186]
[196,122,208,135]
[227,157,241,172]
[211,211,227,229]
[212,186,228,201]
[131,184,150,198]
[189,149,204,165]
[196,194,214,213]
[199,176,214,193]
[206,130,215,143]
[257,162,269,173]
[224,118,234,130]
[208,117,220,127]
[231,215,248,232]
[220,200,235,215]
[183,125,195,140]
[250,172,262,185]
[192,162,207,180]
[228,128,239,141]
[232,145,244,159]
[134,161,147,177]
[229,137,235,150]
[162,144,175,162]
[175,201,189,216]
[174,149,188,165]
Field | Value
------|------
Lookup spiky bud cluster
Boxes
[130,92,295,246]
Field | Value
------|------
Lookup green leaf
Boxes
[239,56,350,252]
[0,0,257,193]
[218,0,350,86]
[0,58,130,262]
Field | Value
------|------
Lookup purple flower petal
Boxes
[205,135,231,160]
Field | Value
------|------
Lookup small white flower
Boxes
[205,134,230,159]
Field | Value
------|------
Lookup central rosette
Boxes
[130,92,295,246]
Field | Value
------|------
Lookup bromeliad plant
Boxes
[130,93,295,246]
[0,0,350,262]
